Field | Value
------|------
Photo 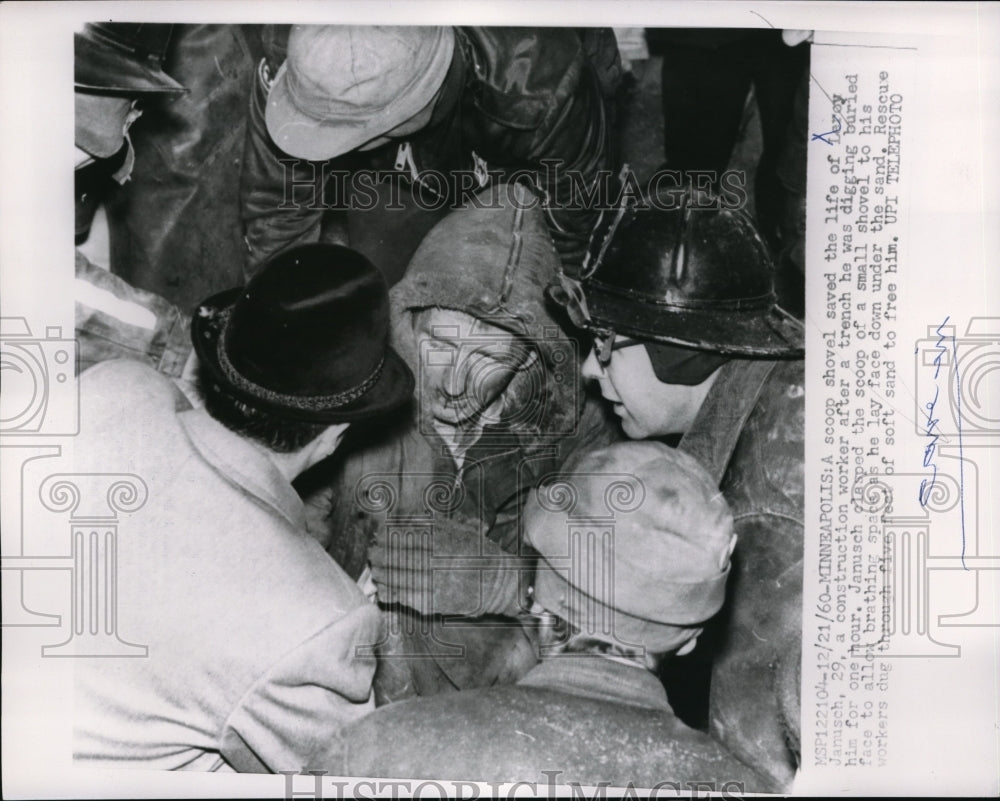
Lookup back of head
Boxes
[525,440,735,654]
[265,25,455,160]
[192,243,414,451]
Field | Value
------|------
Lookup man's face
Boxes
[581,337,716,439]
[414,308,536,427]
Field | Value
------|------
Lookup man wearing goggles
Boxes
[549,190,805,791]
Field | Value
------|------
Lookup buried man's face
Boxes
[414,308,537,427]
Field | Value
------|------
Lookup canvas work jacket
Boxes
[333,656,769,791]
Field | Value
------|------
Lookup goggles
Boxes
[592,331,729,386]
[592,330,637,368]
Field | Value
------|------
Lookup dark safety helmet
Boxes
[75,23,186,95]
[551,195,804,358]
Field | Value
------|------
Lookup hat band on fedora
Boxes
[214,309,384,411]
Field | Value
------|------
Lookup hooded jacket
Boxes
[304,185,618,694]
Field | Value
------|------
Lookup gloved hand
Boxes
[368,516,532,618]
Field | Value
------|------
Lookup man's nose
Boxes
[581,347,604,382]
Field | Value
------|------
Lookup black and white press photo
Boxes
[1,3,997,798]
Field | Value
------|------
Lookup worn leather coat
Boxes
[678,357,805,791]
[241,27,614,281]
[105,25,260,310]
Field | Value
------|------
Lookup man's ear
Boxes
[676,638,698,657]
[675,627,703,657]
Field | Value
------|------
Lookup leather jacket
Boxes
[105,24,257,310]
[240,26,615,277]
[679,357,805,792]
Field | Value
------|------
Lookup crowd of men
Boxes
[71,22,808,792]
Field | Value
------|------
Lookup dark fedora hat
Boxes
[75,23,186,96]
[551,198,804,358]
[192,244,414,423]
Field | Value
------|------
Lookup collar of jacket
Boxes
[679,358,779,485]
[519,655,672,712]
[456,28,571,129]
[177,407,306,531]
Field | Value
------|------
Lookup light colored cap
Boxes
[265,25,455,160]
[526,441,736,651]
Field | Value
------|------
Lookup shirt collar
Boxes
[678,358,777,485]
[177,408,306,530]
[519,655,672,712]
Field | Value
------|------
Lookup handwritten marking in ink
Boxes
[812,116,843,145]
[917,323,945,505]
[917,317,968,569]
[949,324,968,569]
